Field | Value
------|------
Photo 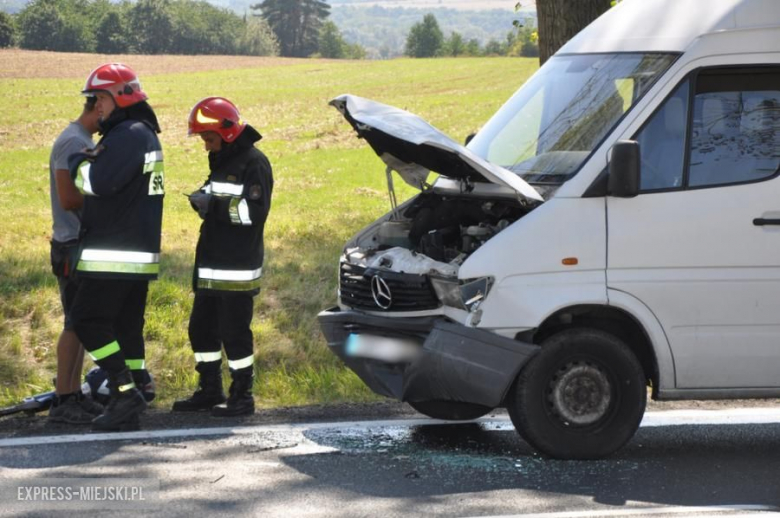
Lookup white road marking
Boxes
[640,407,780,427]
[1,407,780,448]
[470,504,780,518]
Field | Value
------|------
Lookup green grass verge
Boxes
[0,57,538,408]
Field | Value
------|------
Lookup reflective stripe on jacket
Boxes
[194,145,273,294]
[69,118,164,280]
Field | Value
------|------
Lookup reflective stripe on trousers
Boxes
[78,249,160,275]
[228,355,254,370]
[194,352,222,363]
[197,267,261,291]
[88,340,120,361]
[125,359,146,370]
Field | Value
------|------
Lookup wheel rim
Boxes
[547,361,612,426]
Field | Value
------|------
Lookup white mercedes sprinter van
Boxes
[318,0,780,459]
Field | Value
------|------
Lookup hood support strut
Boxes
[385,165,400,220]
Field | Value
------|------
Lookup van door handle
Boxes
[753,218,780,226]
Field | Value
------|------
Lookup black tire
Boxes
[507,328,646,460]
[408,400,493,421]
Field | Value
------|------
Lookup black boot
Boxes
[172,362,226,412]
[131,369,156,402]
[211,368,254,417]
[92,368,146,432]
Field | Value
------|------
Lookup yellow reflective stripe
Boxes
[198,267,261,281]
[78,261,159,275]
[194,352,222,363]
[143,153,163,172]
[75,161,96,196]
[197,278,262,292]
[78,250,160,275]
[228,355,254,370]
[118,382,136,393]
[81,249,159,263]
[144,161,164,175]
[143,160,163,174]
[228,198,253,226]
[81,163,94,195]
[89,340,120,361]
[210,182,244,196]
[229,198,241,225]
[125,359,145,370]
[237,199,252,225]
[145,150,164,164]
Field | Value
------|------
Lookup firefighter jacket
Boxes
[68,103,164,280]
[194,125,273,294]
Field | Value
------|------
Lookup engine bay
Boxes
[344,191,530,278]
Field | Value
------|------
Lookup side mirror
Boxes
[608,140,641,198]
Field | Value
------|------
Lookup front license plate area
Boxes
[346,334,421,363]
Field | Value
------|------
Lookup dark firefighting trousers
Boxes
[188,291,254,375]
[70,278,149,374]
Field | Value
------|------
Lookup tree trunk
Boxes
[536,0,612,65]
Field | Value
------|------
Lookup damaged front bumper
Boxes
[318,307,539,408]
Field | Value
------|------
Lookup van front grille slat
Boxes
[339,262,440,311]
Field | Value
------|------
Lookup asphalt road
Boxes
[1,405,780,517]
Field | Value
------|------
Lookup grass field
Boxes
[0,49,538,409]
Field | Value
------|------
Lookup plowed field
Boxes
[0,49,309,79]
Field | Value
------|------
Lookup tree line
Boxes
[0,0,611,62]
[0,0,364,58]
[0,1,535,59]
[329,5,536,59]
[0,0,278,55]
[404,12,538,59]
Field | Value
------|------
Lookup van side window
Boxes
[634,81,689,191]
[688,69,780,187]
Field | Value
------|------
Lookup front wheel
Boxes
[409,400,493,421]
[507,328,647,460]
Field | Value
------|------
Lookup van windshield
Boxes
[467,53,677,184]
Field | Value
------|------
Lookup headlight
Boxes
[430,278,464,309]
[430,276,493,311]
[459,277,493,311]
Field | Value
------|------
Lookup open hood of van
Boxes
[330,94,543,203]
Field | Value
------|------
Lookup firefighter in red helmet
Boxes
[82,63,148,108]
[172,97,273,417]
[67,63,163,430]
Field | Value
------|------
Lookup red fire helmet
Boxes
[188,97,246,143]
[82,63,148,108]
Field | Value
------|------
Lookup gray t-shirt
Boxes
[49,122,93,243]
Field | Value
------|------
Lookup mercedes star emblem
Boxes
[371,275,392,310]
